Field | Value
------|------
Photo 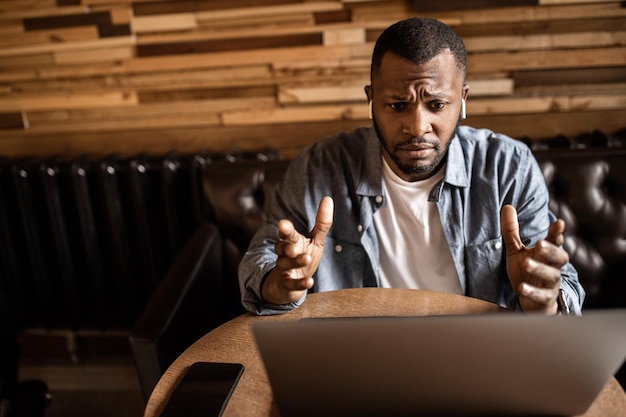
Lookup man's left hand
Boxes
[500,204,569,314]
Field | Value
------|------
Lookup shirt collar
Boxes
[356,127,384,197]
[444,132,469,188]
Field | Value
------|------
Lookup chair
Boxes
[129,157,288,402]
[129,223,244,401]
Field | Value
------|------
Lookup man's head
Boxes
[365,18,469,182]
[370,17,467,81]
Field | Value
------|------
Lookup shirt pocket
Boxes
[316,236,369,290]
[464,237,506,300]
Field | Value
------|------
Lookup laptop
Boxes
[252,310,626,417]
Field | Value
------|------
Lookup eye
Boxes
[429,101,446,112]
[388,102,409,112]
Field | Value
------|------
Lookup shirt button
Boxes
[335,244,343,253]
[495,241,502,249]
[357,225,363,233]
[375,195,383,204]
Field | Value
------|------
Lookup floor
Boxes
[16,330,145,417]
[19,363,145,417]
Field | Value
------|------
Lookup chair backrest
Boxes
[129,158,288,402]
[534,147,626,309]
[202,158,292,285]
[129,222,228,401]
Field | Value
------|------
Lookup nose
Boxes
[402,106,432,138]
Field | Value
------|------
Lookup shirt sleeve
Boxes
[238,222,306,315]
[237,148,316,315]
[513,146,586,315]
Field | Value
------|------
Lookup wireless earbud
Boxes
[368,101,373,120]
[461,98,467,119]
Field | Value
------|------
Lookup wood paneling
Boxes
[0,112,25,130]
[412,0,537,13]
[0,0,624,158]
[135,33,324,57]
[22,11,112,31]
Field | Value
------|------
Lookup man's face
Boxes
[366,50,468,182]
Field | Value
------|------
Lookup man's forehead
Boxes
[374,51,462,92]
[381,47,452,63]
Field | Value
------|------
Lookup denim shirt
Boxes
[238,125,585,315]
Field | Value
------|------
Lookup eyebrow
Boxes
[385,91,451,101]
[423,90,451,99]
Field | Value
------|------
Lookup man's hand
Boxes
[500,205,569,314]
[261,196,334,305]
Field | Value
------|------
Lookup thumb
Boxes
[311,196,334,246]
[501,204,523,252]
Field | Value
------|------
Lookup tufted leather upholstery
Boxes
[534,148,626,309]
[202,159,292,283]
[130,131,626,400]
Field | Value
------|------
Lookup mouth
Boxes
[396,143,436,159]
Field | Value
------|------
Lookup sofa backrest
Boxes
[201,159,292,304]
[201,145,626,310]
[534,148,626,308]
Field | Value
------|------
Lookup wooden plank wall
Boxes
[0,0,624,158]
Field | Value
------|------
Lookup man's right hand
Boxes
[261,196,334,305]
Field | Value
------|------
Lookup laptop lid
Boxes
[252,310,626,417]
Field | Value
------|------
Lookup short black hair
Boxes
[371,17,467,80]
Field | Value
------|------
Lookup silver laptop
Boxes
[252,310,626,417]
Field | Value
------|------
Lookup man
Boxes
[238,17,585,316]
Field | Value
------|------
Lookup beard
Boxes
[372,112,460,179]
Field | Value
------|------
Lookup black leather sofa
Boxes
[129,130,626,401]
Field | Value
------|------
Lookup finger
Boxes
[519,257,562,289]
[545,218,565,247]
[518,282,559,308]
[275,234,308,259]
[277,219,309,258]
[277,219,299,243]
[274,251,311,272]
[281,276,314,292]
[533,240,569,269]
[276,237,312,262]
[500,205,523,252]
[262,269,313,305]
[311,196,334,246]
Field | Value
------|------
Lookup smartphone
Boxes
[160,362,245,417]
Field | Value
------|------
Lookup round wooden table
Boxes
[144,288,626,417]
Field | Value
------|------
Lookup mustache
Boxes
[396,137,439,148]
[371,111,440,149]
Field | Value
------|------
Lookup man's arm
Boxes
[499,140,584,315]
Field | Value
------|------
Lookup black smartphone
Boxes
[160,362,245,417]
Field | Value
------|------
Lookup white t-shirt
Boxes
[374,157,461,294]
